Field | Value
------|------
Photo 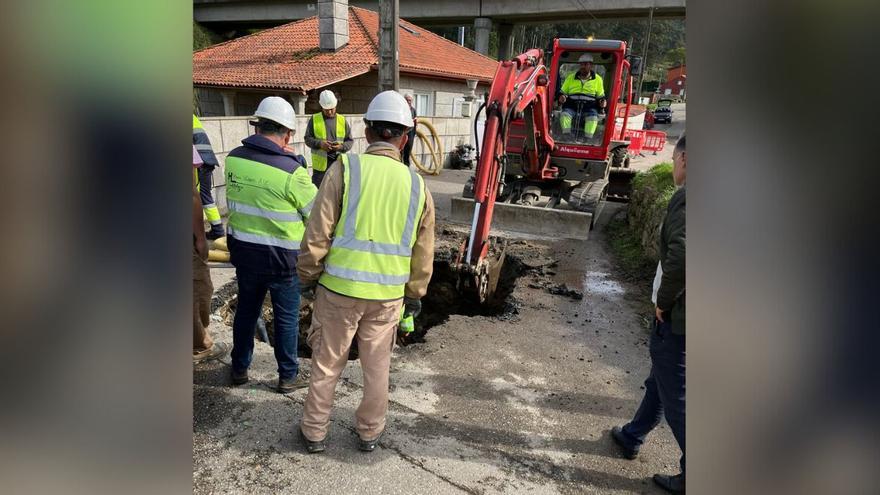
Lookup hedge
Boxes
[627,163,676,263]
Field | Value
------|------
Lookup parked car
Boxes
[653,99,674,124]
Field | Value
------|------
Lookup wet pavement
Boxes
[194,171,680,494]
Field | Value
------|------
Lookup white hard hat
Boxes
[364,90,413,127]
[319,90,338,109]
[578,53,594,63]
[253,96,297,131]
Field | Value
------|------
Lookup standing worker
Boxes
[297,90,435,454]
[225,97,318,393]
[401,94,418,167]
[557,53,606,142]
[304,90,353,188]
[193,146,229,362]
[193,114,225,239]
[611,134,686,494]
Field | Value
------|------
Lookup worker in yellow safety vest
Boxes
[193,114,225,239]
[297,90,436,454]
[558,53,607,142]
[304,90,353,188]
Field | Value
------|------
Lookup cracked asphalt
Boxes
[194,170,680,494]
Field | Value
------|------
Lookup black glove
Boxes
[403,297,421,318]
[300,280,317,301]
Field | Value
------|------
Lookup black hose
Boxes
[473,100,487,166]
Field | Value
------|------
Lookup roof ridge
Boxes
[349,7,379,57]
[193,17,312,54]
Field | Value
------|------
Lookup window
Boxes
[677,80,682,86]
[413,92,432,117]
[452,97,465,118]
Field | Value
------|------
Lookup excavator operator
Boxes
[557,53,606,142]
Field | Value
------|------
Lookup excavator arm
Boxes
[455,49,554,303]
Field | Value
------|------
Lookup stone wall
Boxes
[199,114,477,215]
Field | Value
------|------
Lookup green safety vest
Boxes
[311,113,346,172]
[561,71,605,98]
[319,153,426,300]
[225,155,316,249]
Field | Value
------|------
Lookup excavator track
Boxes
[567,178,608,227]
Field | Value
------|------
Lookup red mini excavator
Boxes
[453,38,645,303]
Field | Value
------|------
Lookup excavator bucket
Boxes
[607,167,637,201]
[450,197,593,240]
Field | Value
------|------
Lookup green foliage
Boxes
[632,162,674,193]
[607,215,654,280]
[425,18,684,67]
[607,163,676,280]
[193,21,221,51]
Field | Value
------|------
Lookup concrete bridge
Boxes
[195,0,686,55]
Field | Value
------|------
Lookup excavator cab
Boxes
[550,50,616,146]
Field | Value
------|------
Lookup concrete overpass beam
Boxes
[474,17,492,55]
[497,22,514,61]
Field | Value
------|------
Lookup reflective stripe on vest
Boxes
[319,153,426,300]
[225,155,309,249]
[311,113,346,172]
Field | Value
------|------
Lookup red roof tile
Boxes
[193,7,498,92]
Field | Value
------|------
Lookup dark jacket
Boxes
[226,134,309,278]
[657,185,686,335]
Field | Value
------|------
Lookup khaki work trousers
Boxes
[193,248,214,356]
[301,286,401,441]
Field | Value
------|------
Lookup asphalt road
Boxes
[630,102,686,172]
[194,169,680,494]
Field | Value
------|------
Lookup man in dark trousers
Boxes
[611,134,686,494]
[401,94,418,167]
[303,90,353,187]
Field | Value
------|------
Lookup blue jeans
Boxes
[620,318,686,472]
[231,270,300,380]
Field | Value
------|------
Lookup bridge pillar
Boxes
[474,17,492,55]
[497,22,514,61]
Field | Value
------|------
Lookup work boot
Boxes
[652,473,685,494]
[300,428,325,454]
[206,226,225,241]
[610,426,639,460]
[193,342,230,363]
[277,374,310,393]
[358,431,383,452]
[230,368,249,386]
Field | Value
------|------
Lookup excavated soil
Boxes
[211,228,574,354]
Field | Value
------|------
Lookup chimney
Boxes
[318,0,349,51]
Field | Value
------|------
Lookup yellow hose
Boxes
[210,236,228,252]
[208,249,230,262]
[411,119,443,175]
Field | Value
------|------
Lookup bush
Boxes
[628,162,676,263]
